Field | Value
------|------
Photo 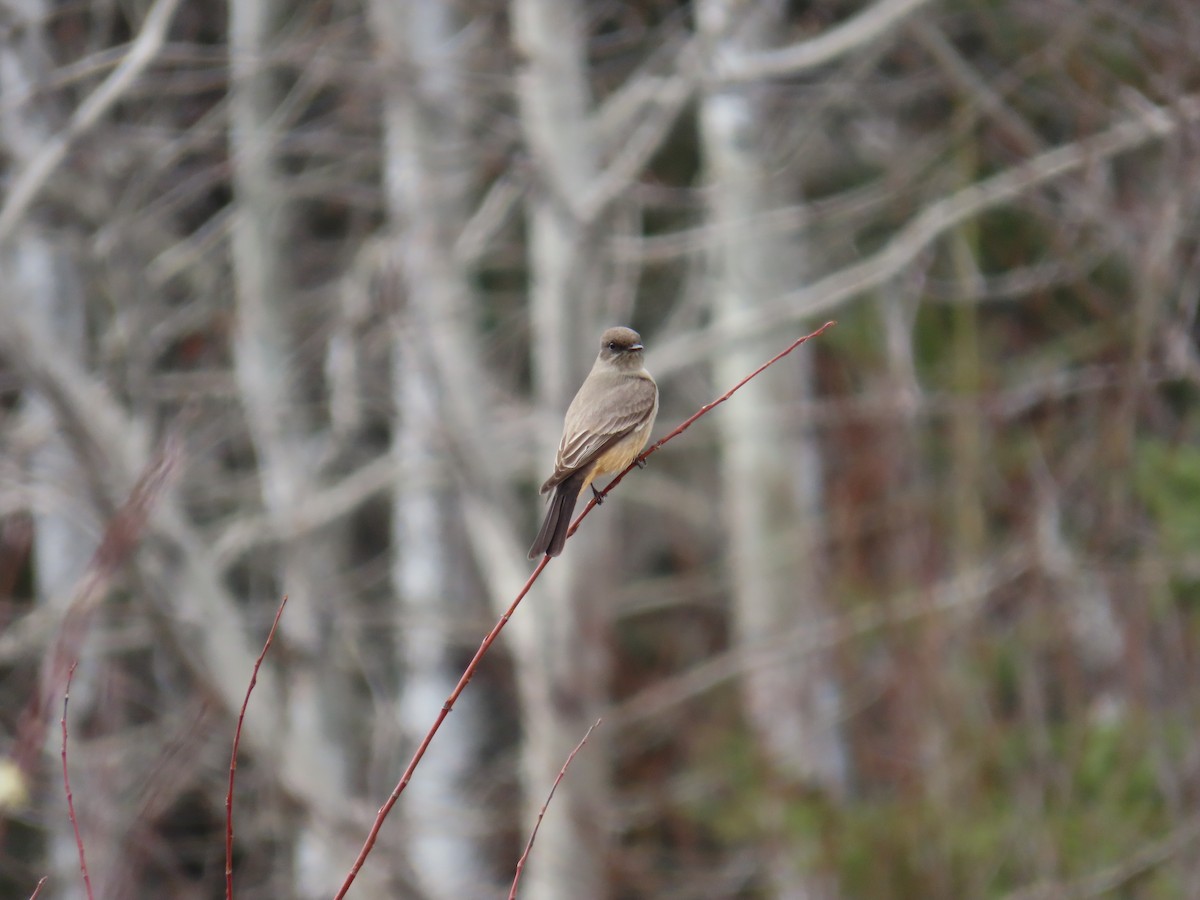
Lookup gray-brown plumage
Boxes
[529,327,658,559]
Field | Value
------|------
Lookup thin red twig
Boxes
[60,662,93,900]
[334,554,551,898]
[27,876,48,900]
[508,719,602,900]
[226,595,289,900]
[10,441,178,784]
[567,320,839,539]
[333,320,835,898]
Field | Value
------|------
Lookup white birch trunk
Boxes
[0,290,398,894]
[513,1,612,897]
[8,244,104,900]
[226,0,358,891]
[698,0,848,895]
[369,0,495,893]
[0,8,114,894]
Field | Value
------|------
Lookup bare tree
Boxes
[226,0,363,891]
[696,1,847,895]
[512,0,614,895]
[0,3,114,893]
[369,0,500,893]
[4,1,1200,897]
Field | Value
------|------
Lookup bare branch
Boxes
[567,320,839,539]
[226,595,289,900]
[0,299,353,831]
[60,663,93,900]
[578,68,693,222]
[0,0,184,246]
[453,173,525,267]
[333,321,835,897]
[654,94,1200,377]
[719,0,934,83]
[577,38,699,222]
[334,551,552,899]
[612,545,1031,727]
[212,454,401,570]
[1003,817,1200,899]
[509,719,602,900]
[909,19,1044,154]
[9,441,179,783]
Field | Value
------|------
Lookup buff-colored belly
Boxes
[579,420,653,494]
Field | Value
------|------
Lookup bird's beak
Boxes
[629,343,643,351]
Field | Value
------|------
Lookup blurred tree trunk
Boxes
[227,0,358,892]
[370,0,496,893]
[5,0,1199,894]
[15,261,100,900]
[0,8,113,895]
[697,1,848,895]
[513,0,612,897]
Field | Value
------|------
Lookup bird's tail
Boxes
[528,470,587,559]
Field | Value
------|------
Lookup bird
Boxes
[528,326,659,559]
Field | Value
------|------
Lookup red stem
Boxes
[508,719,602,900]
[61,662,93,900]
[226,595,289,900]
[568,320,839,535]
[335,554,551,898]
[333,320,836,897]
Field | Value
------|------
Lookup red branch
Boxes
[508,719,602,900]
[1,442,177,885]
[27,877,48,900]
[334,555,551,898]
[333,320,835,897]
[60,662,93,900]
[225,595,289,900]
[569,320,838,536]
[9,441,178,785]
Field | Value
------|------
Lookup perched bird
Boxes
[529,326,658,559]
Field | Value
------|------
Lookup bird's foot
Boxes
[590,485,605,505]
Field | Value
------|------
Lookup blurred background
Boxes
[2,0,1199,897]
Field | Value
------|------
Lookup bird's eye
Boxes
[608,341,619,351]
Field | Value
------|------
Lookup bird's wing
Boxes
[542,373,656,491]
